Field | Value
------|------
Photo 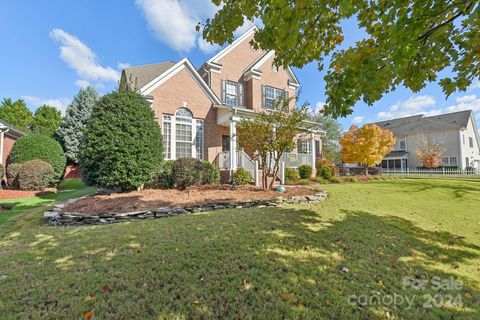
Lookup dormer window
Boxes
[221,80,244,107]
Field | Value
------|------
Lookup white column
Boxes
[229,120,237,171]
[0,131,4,169]
[254,160,259,187]
[310,132,316,176]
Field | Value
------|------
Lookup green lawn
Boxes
[0,179,479,319]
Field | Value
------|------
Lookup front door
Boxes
[222,135,230,152]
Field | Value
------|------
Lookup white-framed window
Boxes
[162,108,204,160]
[449,157,458,166]
[399,140,406,150]
[163,115,172,159]
[298,139,311,154]
[441,157,449,166]
[262,85,288,109]
[469,137,474,148]
[221,80,244,107]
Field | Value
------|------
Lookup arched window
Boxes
[162,107,204,160]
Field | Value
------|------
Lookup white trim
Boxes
[207,26,258,64]
[247,50,300,86]
[139,58,221,105]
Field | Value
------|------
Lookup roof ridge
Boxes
[124,61,176,70]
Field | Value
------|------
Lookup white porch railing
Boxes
[383,168,480,180]
[217,149,259,185]
[282,152,311,168]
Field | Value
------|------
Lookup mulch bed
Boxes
[0,190,41,200]
[64,185,317,215]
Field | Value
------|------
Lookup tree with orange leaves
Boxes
[416,135,446,168]
[340,124,396,174]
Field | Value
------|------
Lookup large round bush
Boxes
[6,163,22,188]
[8,134,66,182]
[147,160,175,189]
[172,157,203,189]
[17,160,55,190]
[79,91,163,191]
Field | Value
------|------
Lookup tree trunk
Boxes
[365,165,368,176]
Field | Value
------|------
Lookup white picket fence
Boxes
[383,168,480,180]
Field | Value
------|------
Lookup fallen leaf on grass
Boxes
[101,285,111,293]
[84,310,93,319]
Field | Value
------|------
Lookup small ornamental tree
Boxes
[340,124,395,175]
[32,105,62,137]
[416,136,446,168]
[0,98,33,132]
[237,99,309,190]
[56,86,99,163]
[8,134,66,182]
[79,90,163,191]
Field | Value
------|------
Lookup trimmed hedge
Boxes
[79,90,164,191]
[234,168,252,185]
[298,164,313,179]
[172,157,204,189]
[8,134,66,182]
[16,160,54,190]
[285,167,299,183]
[201,161,220,185]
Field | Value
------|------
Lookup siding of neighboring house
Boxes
[404,129,461,169]
[460,117,480,167]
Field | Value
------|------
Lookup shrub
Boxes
[298,164,313,179]
[318,165,333,180]
[284,167,299,183]
[8,134,66,182]
[79,90,163,191]
[202,161,220,185]
[316,176,328,184]
[234,167,252,185]
[172,157,203,189]
[297,179,311,185]
[329,176,341,183]
[16,160,54,190]
[346,176,358,183]
[6,163,22,188]
[147,160,174,189]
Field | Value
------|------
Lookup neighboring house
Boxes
[120,27,324,183]
[373,110,480,170]
[0,119,27,182]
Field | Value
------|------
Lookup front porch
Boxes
[214,105,322,185]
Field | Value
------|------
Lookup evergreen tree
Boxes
[0,98,33,131]
[310,112,343,164]
[56,86,99,163]
[31,105,62,137]
[79,90,163,191]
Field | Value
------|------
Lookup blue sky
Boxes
[1,0,479,130]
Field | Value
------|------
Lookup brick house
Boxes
[0,119,27,182]
[120,27,324,184]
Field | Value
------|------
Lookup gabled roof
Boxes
[207,26,258,65]
[244,50,300,86]
[122,62,176,91]
[373,110,474,137]
[137,58,222,105]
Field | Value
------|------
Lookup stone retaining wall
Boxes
[43,191,327,226]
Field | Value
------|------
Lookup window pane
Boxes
[449,157,457,165]
[225,81,237,107]
[163,117,171,159]
[195,120,204,160]
[265,86,274,99]
[441,157,449,166]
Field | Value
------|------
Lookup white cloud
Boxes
[456,95,476,104]
[135,0,257,54]
[50,28,120,86]
[377,95,436,120]
[311,101,326,114]
[118,63,130,70]
[469,79,480,90]
[352,116,364,124]
[22,96,70,115]
[135,0,198,52]
[444,94,480,113]
[75,79,91,89]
